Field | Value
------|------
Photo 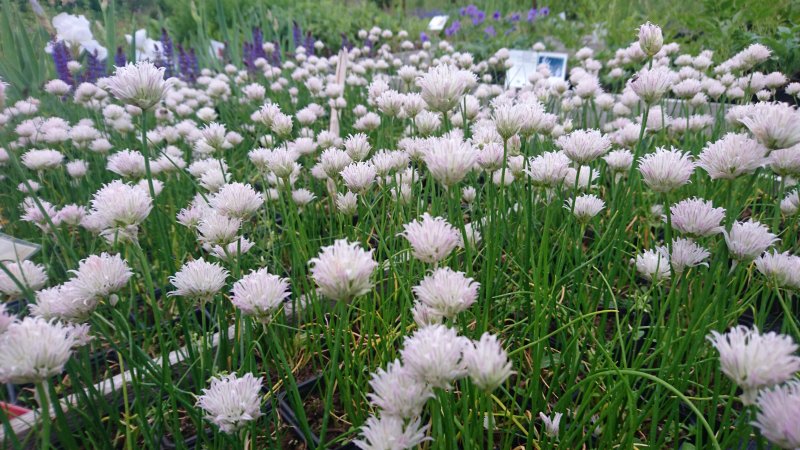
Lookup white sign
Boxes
[0,233,40,263]
[505,50,539,89]
[428,15,449,31]
[537,52,568,80]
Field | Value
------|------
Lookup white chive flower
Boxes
[422,136,478,188]
[698,133,767,180]
[555,129,612,164]
[754,250,800,290]
[416,64,476,113]
[633,248,671,283]
[724,220,779,262]
[666,238,710,274]
[0,317,75,383]
[354,415,431,450]
[209,183,264,219]
[751,381,800,449]
[565,194,605,222]
[197,373,263,434]
[638,22,663,56]
[0,260,48,298]
[399,213,460,265]
[668,197,725,237]
[230,268,290,323]
[539,412,563,438]
[707,326,800,405]
[367,360,434,419]
[69,253,132,301]
[106,61,172,110]
[308,239,378,302]
[341,162,377,194]
[400,324,469,389]
[463,332,514,391]
[412,267,479,319]
[169,258,228,301]
[638,147,695,193]
[526,151,571,188]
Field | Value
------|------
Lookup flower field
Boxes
[0,4,799,450]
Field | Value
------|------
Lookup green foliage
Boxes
[0,0,52,98]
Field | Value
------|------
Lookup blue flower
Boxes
[484,25,496,37]
[420,32,429,42]
[509,12,521,22]
[492,10,501,20]
[527,8,537,22]
[540,7,550,16]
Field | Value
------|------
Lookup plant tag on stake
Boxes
[0,233,41,262]
[428,15,449,32]
[537,52,569,81]
[505,49,539,89]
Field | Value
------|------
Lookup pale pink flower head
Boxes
[344,133,372,161]
[0,317,75,383]
[565,194,605,222]
[423,136,478,188]
[539,412,563,438]
[291,188,316,207]
[629,66,675,104]
[752,381,800,449]
[668,197,725,238]
[413,267,479,319]
[698,133,768,179]
[603,149,634,173]
[724,220,778,262]
[767,145,800,177]
[781,190,800,215]
[169,258,228,301]
[20,197,59,231]
[666,238,710,274]
[707,326,800,405]
[633,248,670,283]
[89,180,152,229]
[308,239,378,302]
[197,211,242,246]
[0,260,48,298]
[399,213,460,265]
[367,359,434,419]
[231,268,290,323]
[107,61,172,110]
[637,22,663,56]
[492,103,530,140]
[0,303,15,334]
[197,373,263,434]
[320,148,353,178]
[209,182,263,219]
[66,160,89,178]
[463,332,514,391]
[21,149,64,171]
[341,162,377,194]
[205,237,255,262]
[336,192,359,215]
[69,253,132,300]
[107,149,146,178]
[31,283,97,322]
[555,129,612,164]
[416,64,477,113]
[739,102,800,150]
[754,250,800,290]
[525,151,571,188]
[638,147,695,193]
[354,415,430,450]
[400,324,469,389]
